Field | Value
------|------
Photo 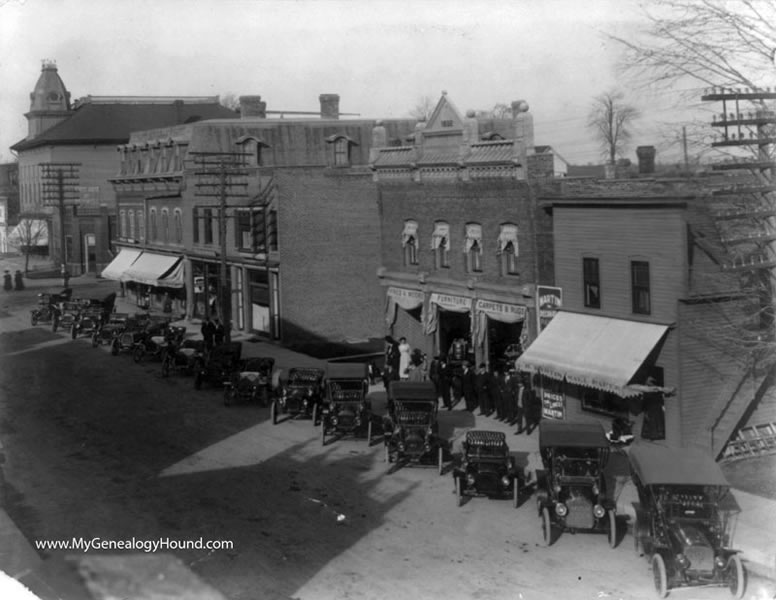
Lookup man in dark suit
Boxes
[475,363,491,416]
[461,361,477,412]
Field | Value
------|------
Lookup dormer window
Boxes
[236,135,270,167]
[326,134,358,167]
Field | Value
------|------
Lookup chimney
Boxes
[319,94,340,119]
[239,95,266,119]
[636,145,656,174]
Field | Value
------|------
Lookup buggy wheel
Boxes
[541,507,553,547]
[727,554,745,599]
[133,345,144,363]
[438,446,444,476]
[513,477,520,509]
[651,554,668,599]
[162,356,171,378]
[455,476,463,507]
[270,401,277,425]
[111,340,119,356]
[607,509,617,548]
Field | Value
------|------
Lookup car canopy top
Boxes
[629,443,730,487]
[389,381,436,401]
[326,362,368,381]
[539,420,608,449]
[288,367,325,383]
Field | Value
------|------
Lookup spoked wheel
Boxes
[270,401,277,425]
[727,554,745,599]
[438,446,444,476]
[607,509,617,548]
[366,419,373,446]
[513,477,520,508]
[633,517,643,555]
[541,507,553,547]
[133,345,145,363]
[455,477,463,507]
[652,553,668,599]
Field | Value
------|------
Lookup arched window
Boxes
[161,209,170,243]
[119,210,127,238]
[128,209,135,239]
[149,209,157,241]
[431,221,450,269]
[498,223,519,276]
[402,220,419,266]
[137,210,145,242]
[464,223,482,273]
[174,209,183,243]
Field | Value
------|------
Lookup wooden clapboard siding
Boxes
[553,205,687,323]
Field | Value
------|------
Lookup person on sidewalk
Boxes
[14,270,24,291]
[3,270,11,291]
[522,373,541,434]
[201,317,216,352]
[475,363,491,416]
[213,318,225,346]
[461,361,477,412]
[398,337,411,380]
[513,368,527,434]
[439,358,452,410]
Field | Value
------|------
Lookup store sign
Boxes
[536,285,562,332]
[429,293,471,312]
[387,286,424,310]
[475,299,526,323]
[541,389,565,420]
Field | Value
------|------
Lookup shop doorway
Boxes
[439,310,471,360]
[488,319,523,369]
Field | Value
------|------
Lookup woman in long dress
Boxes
[398,337,411,380]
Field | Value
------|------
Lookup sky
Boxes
[0,0,711,165]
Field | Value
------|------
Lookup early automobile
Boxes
[452,430,520,507]
[111,315,169,357]
[320,362,372,446]
[271,367,326,424]
[194,342,242,390]
[224,357,276,407]
[133,324,185,363]
[31,288,72,326]
[536,420,616,547]
[55,301,82,333]
[629,444,745,599]
[161,338,204,378]
[383,381,445,473]
[93,313,130,348]
[71,306,103,340]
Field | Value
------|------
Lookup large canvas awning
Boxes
[516,311,669,397]
[100,248,142,281]
[121,252,183,288]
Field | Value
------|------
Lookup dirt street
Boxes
[0,280,772,600]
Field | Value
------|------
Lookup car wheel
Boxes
[111,340,119,356]
[71,326,77,340]
[194,371,203,390]
[541,507,553,547]
[321,422,327,446]
[271,401,277,425]
[52,320,58,333]
[31,314,38,326]
[91,333,99,348]
[311,404,318,427]
[133,345,144,363]
[438,446,444,476]
[607,509,617,548]
[162,357,170,378]
[513,477,520,509]
[728,554,745,599]
[455,476,463,507]
[652,553,668,599]
[366,419,373,446]
[223,388,232,407]
[633,516,643,555]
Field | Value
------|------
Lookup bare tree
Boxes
[476,103,512,119]
[408,95,435,121]
[219,93,241,112]
[607,0,776,92]
[587,90,641,165]
[9,216,48,273]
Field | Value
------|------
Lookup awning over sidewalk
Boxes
[516,312,669,397]
[121,252,183,288]
[100,248,142,281]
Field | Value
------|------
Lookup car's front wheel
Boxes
[438,446,444,476]
[455,476,463,507]
[513,477,519,508]
[652,553,668,599]
[111,340,119,356]
[91,333,99,348]
[133,344,145,363]
[541,507,553,546]
[607,509,617,548]
[162,356,171,378]
[270,401,277,424]
[727,554,745,599]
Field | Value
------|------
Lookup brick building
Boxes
[10,61,235,277]
[372,94,556,367]
[108,93,415,348]
[518,173,768,455]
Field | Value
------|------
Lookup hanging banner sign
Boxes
[387,286,424,310]
[429,293,471,313]
[475,299,526,323]
[536,285,562,332]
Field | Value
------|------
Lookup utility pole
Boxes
[192,152,250,344]
[41,163,80,287]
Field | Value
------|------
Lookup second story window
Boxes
[204,208,213,244]
[465,223,482,273]
[138,209,145,242]
[149,209,158,241]
[119,210,127,238]
[431,221,450,269]
[498,223,519,276]
[402,220,419,266]
[631,260,651,315]
[192,207,199,244]
[161,209,170,243]
[128,209,136,240]
[583,257,601,308]
[174,209,183,244]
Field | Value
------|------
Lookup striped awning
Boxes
[101,247,142,281]
[121,252,183,288]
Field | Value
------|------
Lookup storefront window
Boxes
[631,260,651,314]
[580,386,629,417]
[583,257,601,308]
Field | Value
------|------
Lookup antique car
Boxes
[383,381,445,474]
[320,363,372,446]
[31,288,72,326]
[194,341,242,390]
[93,313,130,348]
[133,324,186,363]
[271,367,326,424]
[224,357,276,407]
[71,306,104,340]
[452,430,520,507]
[54,301,82,333]
[161,338,205,378]
[536,421,616,547]
[111,315,169,357]
[629,444,745,599]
